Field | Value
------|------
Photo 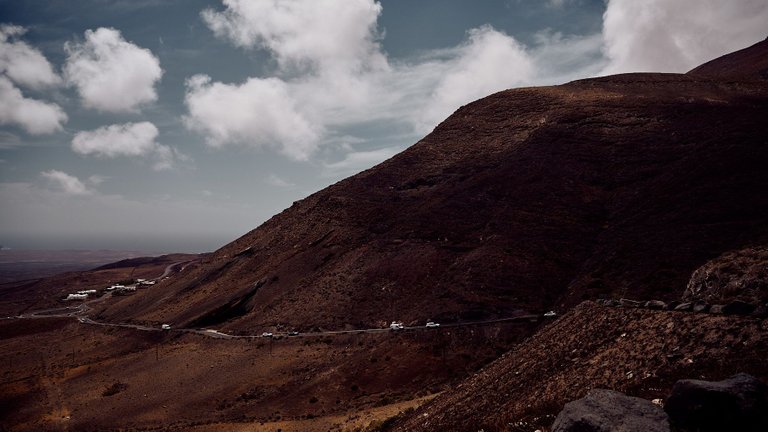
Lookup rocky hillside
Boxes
[390,301,768,432]
[684,246,768,305]
[90,40,768,334]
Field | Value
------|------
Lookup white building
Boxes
[65,293,88,301]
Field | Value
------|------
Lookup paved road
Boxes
[4,260,556,338]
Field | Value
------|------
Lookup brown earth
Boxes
[0,317,536,431]
[390,301,768,432]
[88,40,768,336]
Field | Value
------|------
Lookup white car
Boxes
[425,321,440,328]
[543,311,557,317]
[389,321,404,331]
[261,332,274,338]
[161,324,172,330]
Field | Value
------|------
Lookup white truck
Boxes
[389,321,404,331]
[161,324,171,330]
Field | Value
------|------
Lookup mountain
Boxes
[92,39,768,334]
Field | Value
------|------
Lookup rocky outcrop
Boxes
[664,373,768,432]
[684,246,768,305]
[551,389,670,432]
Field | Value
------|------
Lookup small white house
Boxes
[76,289,97,295]
[106,284,125,291]
[65,293,88,301]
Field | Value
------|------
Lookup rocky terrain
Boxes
[390,301,768,431]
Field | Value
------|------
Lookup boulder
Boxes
[664,373,768,432]
[692,303,710,313]
[551,389,670,432]
[674,302,693,312]
[709,304,725,314]
[645,300,668,310]
[722,300,756,315]
[619,299,643,308]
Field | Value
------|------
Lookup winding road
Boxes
[3,260,555,339]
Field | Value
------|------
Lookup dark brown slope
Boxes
[390,302,768,432]
[688,37,768,80]
[94,47,768,333]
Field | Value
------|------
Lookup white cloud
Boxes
[184,74,319,160]
[201,0,387,77]
[0,25,62,89]
[72,122,183,170]
[417,26,535,132]
[41,170,91,195]
[64,27,162,112]
[601,0,768,74]
[321,146,401,178]
[0,76,67,134]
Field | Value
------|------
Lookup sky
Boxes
[0,0,766,253]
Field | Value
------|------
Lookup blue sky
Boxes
[0,0,765,253]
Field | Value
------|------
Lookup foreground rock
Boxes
[684,246,768,305]
[551,389,669,432]
[664,373,768,432]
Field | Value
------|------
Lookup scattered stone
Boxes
[666,301,680,310]
[709,305,725,314]
[645,300,667,310]
[664,373,768,432]
[692,303,710,313]
[722,300,756,316]
[620,299,643,308]
[551,389,670,432]
[674,302,693,312]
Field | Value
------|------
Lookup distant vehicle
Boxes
[389,321,404,331]
[425,321,440,328]
[543,311,557,317]
[161,324,171,330]
[288,331,299,336]
[261,332,273,338]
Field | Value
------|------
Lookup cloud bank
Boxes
[64,27,163,112]
[601,0,768,74]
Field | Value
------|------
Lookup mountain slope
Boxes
[390,301,768,432]
[94,41,768,333]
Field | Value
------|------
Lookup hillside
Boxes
[88,40,768,334]
[390,301,768,431]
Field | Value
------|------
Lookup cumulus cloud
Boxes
[201,0,387,76]
[601,0,768,74]
[0,76,67,134]
[41,170,91,195]
[72,122,183,170]
[64,27,162,112]
[418,26,535,131]
[0,25,62,89]
[184,74,319,160]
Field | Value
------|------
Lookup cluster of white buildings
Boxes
[64,289,97,301]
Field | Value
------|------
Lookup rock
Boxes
[666,301,680,310]
[645,300,668,310]
[722,300,756,315]
[692,303,710,313]
[684,247,768,305]
[709,305,725,314]
[664,373,768,432]
[674,302,693,312]
[619,298,643,308]
[551,389,670,432]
